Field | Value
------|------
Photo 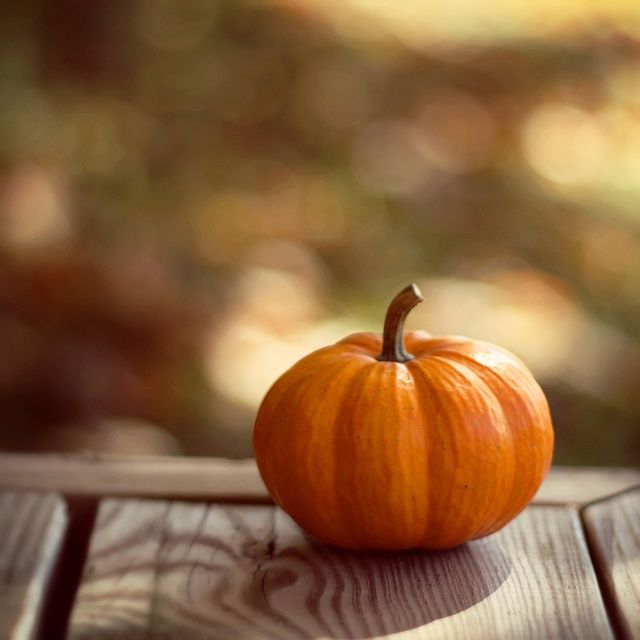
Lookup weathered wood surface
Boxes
[535,467,640,504]
[0,492,67,640]
[0,454,268,502]
[69,500,613,640]
[583,488,640,640]
[0,461,636,639]
[0,453,638,504]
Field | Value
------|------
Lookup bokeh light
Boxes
[0,0,639,465]
[522,104,608,188]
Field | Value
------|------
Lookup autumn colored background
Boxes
[1,0,639,464]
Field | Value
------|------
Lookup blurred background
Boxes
[0,0,639,464]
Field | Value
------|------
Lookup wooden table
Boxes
[0,455,638,640]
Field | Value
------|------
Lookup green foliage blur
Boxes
[0,0,639,464]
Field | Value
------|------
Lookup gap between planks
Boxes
[34,498,98,640]
[580,486,640,640]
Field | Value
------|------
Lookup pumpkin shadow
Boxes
[241,537,512,640]
[152,531,512,639]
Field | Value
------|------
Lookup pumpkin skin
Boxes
[253,287,553,550]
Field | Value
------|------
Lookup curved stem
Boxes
[376,283,424,363]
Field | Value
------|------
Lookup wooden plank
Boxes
[69,500,613,639]
[0,454,269,502]
[0,453,637,504]
[534,467,640,504]
[0,492,67,640]
[583,488,640,640]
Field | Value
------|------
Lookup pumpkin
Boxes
[253,283,554,550]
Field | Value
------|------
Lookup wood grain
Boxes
[1,453,638,504]
[0,454,268,502]
[583,488,640,640]
[0,492,67,640]
[69,500,613,639]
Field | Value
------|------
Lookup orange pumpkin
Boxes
[253,284,554,549]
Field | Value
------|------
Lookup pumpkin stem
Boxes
[376,283,424,363]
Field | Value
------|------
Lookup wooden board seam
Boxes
[32,497,99,640]
[578,499,633,640]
